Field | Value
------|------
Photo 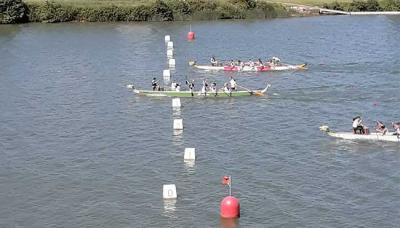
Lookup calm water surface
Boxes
[1,16,400,227]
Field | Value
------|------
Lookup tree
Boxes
[0,0,28,23]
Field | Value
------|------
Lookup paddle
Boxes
[237,84,261,96]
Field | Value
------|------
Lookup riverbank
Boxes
[1,0,294,24]
[2,0,400,24]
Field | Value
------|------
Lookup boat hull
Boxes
[133,89,266,98]
[327,131,400,142]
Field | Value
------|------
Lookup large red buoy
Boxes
[220,196,240,218]
[187,31,195,40]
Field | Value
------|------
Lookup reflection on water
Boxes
[220,218,239,228]
[184,160,196,173]
[163,199,177,219]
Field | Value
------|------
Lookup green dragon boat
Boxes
[127,84,271,98]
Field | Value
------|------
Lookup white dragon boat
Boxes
[320,125,400,143]
[191,62,307,72]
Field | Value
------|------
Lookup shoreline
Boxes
[2,0,400,24]
[1,0,309,24]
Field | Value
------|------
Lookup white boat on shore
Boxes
[319,125,400,143]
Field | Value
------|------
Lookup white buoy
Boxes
[163,69,171,78]
[163,184,177,199]
[172,98,181,108]
[165,35,171,42]
[169,59,176,68]
[173,119,183,130]
[167,41,174,49]
[167,49,173,58]
[184,148,196,160]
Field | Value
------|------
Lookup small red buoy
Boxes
[187,31,195,40]
[220,196,240,218]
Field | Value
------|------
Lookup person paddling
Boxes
[375,120,388,135]
[392,122,400,136]
[201,79,209,95]
[210,56,218,66]
[152,77,159,91]
[352,116,365,134]
[175,83,181,92]
[210,82,217,96]
[186,80,195,96]
[229,76,237,92]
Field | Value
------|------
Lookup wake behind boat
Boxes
[319,125,400,143]
[127,84,271,98]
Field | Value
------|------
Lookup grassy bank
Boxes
[15,0,291,23]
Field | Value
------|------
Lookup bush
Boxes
[349,0,381,11]
[28,1,78,22]
[380,0,400,10]
[0,0,28,23]
[150,0,173,21]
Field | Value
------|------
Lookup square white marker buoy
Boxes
[163,69,171,78]
[184,148,196,160]
[167,49,173,58]
[172,98,181,108]
[165,35,171,42]
[173,119,183,130]
[168,59,176,68]
[167,41,173,49]
[163,184,177,199]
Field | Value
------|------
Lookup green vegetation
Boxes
[0,0,29,23]
[323,0,400,11]
[2,0,290,23]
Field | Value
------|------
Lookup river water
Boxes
[1,16,400,227]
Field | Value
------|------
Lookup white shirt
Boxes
[352,118,361,128]
[171,82,176,90]
[229,79,237,88]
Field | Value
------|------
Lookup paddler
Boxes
[175,82,181,92]
[186,80,195,96]
[375,120,388,135]
[210,56,218,66]
[392,122,400,136]
[201,79,209,94]
[352,116,365,134]
[152,77,159,91]
[229,76,237,91]
[223,83,231,93]
[210,82,217,94]
[257,58,263,66]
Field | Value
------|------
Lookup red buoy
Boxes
[187,31,195,40]
[220,196,240,218]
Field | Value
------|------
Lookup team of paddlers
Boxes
[210,56,282,67]
[152,76,238,94]
[352,116,400,136]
